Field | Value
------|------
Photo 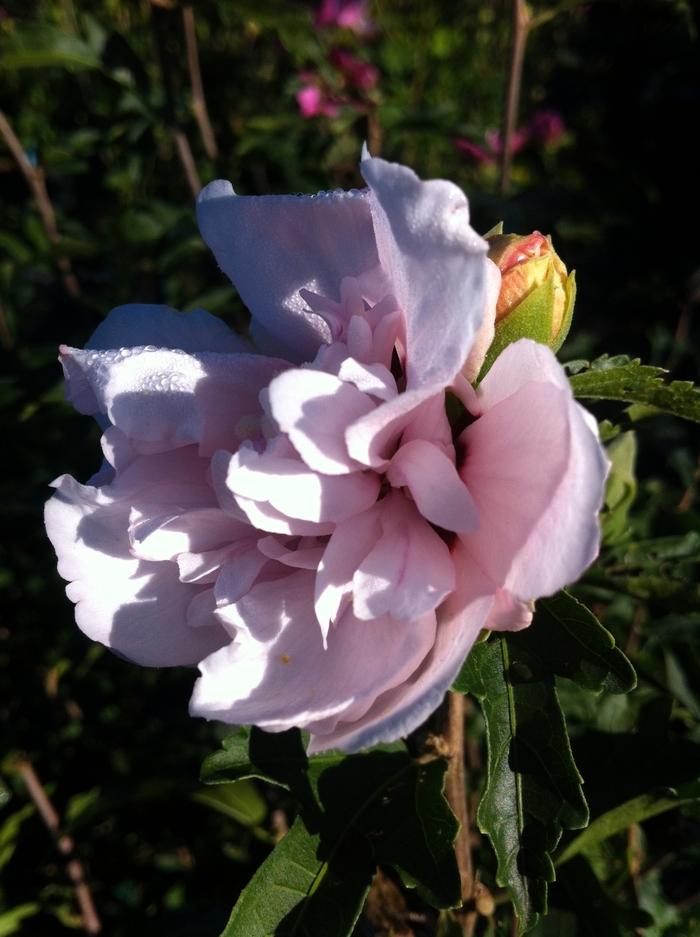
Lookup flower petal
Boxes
[218,443,380,523]
[353,493,456,622]
[361,154,488,390]
[86,304,249,354]
[45,472,227,666]
[60,346,286,456]
[315,508,382,638]
[460,341,608,599]
[266,367,375,474]
[189,569,435,732]
[308,541,494,752]
[197,180,383,360]
[387,439,477,533]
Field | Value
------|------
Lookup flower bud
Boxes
[479,230,576,376]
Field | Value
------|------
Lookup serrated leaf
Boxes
[220,817,372,937]
[204,733,461,921]
[201,727,317,795]
[315,751,461,910]
[557,779,700,866]
[457,637,588,934]
[568,355,700,423]
[532,592,636,694]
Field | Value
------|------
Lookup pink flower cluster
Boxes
[314,0,372,33]
[455,109,566,165]
[296,49,378,119]
[45,153,607,752]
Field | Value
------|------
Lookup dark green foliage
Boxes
[203,730,461,933]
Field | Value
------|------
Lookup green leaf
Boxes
[0,25,102,71]
[457,637,588,934]
[192,779,267,828]
[557,780,700,865]
[0,804,34,871]
[0,904,40,937]
[205,732,461,917]
[220,817,372,937]
[568,355,700,423]
[201,727,314,792]
[602,431,638,545]
[532,592,636,694]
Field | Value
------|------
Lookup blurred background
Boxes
[1,1,699,935]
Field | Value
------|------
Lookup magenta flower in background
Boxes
[529,109,566,145]
[455,109,566,165]
[315,0,372,33]
[296,82,341,119]
[45,153,607,752]
[328,48,379,91]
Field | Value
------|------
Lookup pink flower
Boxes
[296,83,341,119]
[315,0,371,33]
[45,154,607,752]
[329,47,379,91]
[529,109,566,146]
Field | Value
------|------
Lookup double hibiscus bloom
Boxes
[45,153,607,752]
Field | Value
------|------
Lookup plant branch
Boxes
[444,690,477,936]
[0,110,80,297]
[500,0,531,195]
[182,5,218,161]
[150,1,201,199]
[16,760,101,934]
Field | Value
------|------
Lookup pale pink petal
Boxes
[266,367,374,474]
[353,493,455,621]
[336,358,397,400]
[399,393,453,456]
[308,542,495,752]
[60,346,286,456]
[178,546,234,584]
[197,180,383,361]
[345,385,436,469]
[257,536,325,570]
[187,588,218,628]
[315,509,382,638]
[460,345,607,599]
[462,257,501,382]
[190,570,435,732]
[214,547,270,608]
[474,337,571,413]
[129,507,249,562]
[485,588,533,632]
[45,474,227,666]
[360,154,489,390]
[86,304,249,354]
[219,443,380,523]
[387,439,477,533]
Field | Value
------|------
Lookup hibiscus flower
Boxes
[45,152,607,752]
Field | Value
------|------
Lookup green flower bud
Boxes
[480,230,576,376]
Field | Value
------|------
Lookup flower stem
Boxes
[0,110,80,297]
[182,5,219,161]
[15,759,101,934]
[500,0,531,195]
